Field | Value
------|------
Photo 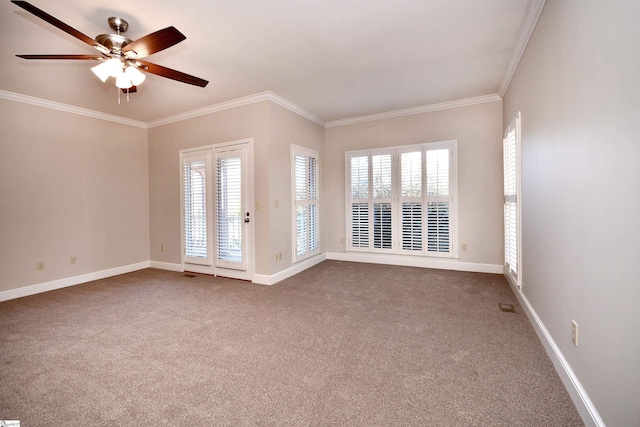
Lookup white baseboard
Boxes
[0,261,151,303]
[149,261,184,272]
[253,253,327,285]
[504,274,605,427]
[251,274,273,285]
[326,252,503,274]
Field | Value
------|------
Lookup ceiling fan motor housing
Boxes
[95,33,132,54]
[95,18,132,54]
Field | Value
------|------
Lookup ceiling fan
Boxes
[11,0,209,94]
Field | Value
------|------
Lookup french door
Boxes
[181,140,253,280]
[214,146,247,271]
[183,151,213,266]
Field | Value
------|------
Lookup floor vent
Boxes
[498,303,516,313]
[183,273,197,278]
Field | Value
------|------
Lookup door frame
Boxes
[179,138,255,281]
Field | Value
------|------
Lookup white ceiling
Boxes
[0,0,536,124]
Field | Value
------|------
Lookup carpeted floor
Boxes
[0,261,583,426]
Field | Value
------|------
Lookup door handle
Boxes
[244,212,250,223]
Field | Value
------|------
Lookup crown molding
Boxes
[0,90,147,129]
[3,89,503,131]
[324,94,502,128]
[147,92,272,128]
[266,92,325,127]
[498,0,547,97]
[0,89,324,130]
[147,91,325,128]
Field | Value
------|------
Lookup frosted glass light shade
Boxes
[115,74,133,89]
[106,58,124,77]
[91,58,123,82]
[125,66,146,86]
[91,61,112,82]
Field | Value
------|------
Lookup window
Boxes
[347,140,458,258]
[349,155,369,248]
[372,154,393,250]
[182,151,212,266]
[292,145,319,262]
[504,112,521,286]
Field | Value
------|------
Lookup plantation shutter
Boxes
[308,156,319,253]
[400,150,423,252]
[372,154,393,251]
[426,148,451,254]
[346,141,457,258]
[183,153,212,265]
[349,155,370,249]
[292,146,319,262]
[215,150,245,270]
[504,113,520,282]
[295,154,308,256]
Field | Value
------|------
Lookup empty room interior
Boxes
[0,0,638,426]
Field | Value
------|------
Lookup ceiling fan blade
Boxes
[17,54,103,60]
[11,1,109,54]
[136,60,208,88]
[123,27,186,59]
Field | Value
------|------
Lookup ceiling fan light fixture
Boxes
[90,60,113,82]
[115,73,133,89]
[12,1,209,97]
[92,58,124,83]
[106,58,124,78]
[125,65,145,86]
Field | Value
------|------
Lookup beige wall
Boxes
[147,101,324,277]
[324,101,504,266]
[0,99,150,293]
[148,102,270,274]
[0,97,323,294]
[503,1,640,425]
[267,103,325,274]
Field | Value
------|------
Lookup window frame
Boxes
[345,140,458,258]
[291,144,320,263]
[504,112,522,288]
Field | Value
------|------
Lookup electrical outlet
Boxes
[461,243,468,251]
[275,252,282,261]
[37,260,45,270]
[273,200,279,208]
[255,201,261,210]
[70,256,76,264]
[161,245,165,253]
[571,320,578,346]
[340,238,345,245]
